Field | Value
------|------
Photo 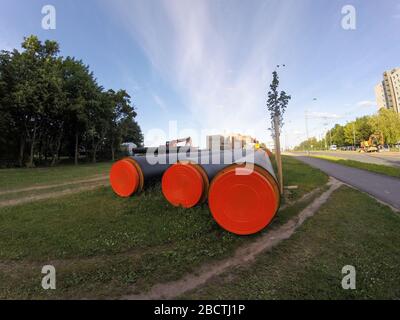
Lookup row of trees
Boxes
[295,108,400,151]
[0,36,143,167]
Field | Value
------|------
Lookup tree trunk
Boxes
[51,133,63,167]
[92,147,97,163]
[74,131,79,165]
[111,137,115,161]
[92,142,100,163]
[18,136,25,167]
[28,125,38,168]
[111,146,115,162]
[274,115,284,195]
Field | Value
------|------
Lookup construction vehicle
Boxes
[360,133,384,153]
[166,137,193,148]
[130,138,194,155]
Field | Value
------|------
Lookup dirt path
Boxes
[0,179,109,208]
[122,178,342,300]
[0,175,108,196]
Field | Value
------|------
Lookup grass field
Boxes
[184,186,400,299]
[0,156,328,299]
[311,155,400,179]
[0,162,112,192]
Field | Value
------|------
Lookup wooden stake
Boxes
[274,115,284,195]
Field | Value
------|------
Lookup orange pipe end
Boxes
[162,162,209,208]
[208,165,280,235]
[110,159,140,197]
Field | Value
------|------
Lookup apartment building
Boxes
[206,134,259,151]
[375,68,400,113]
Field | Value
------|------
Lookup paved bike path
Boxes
[293,156,400,210]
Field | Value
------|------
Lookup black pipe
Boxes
[161,149,274,208]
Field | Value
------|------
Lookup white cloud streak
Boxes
[105,0,306,145]
[307,112,342,119]
[357,100,376,108]
[153,94,168,112]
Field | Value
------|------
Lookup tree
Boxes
[0,35,143,167]
[329,124,345,146]
[355,116,373,142]
[267,71,291,133]
[105,90,138,161]
[294,137,324,151]
[0,36,63,167]
[370,109,400,145]
[61,57,94,165]
[267,71,291,194]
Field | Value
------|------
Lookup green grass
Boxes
[0,156,328,299]
[184,186,400,299]
[281,155,328,201]
[0,162,112,192]
[311,155,400,178]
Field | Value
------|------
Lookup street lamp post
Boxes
[305,98,318,155]
[305,109,310,155]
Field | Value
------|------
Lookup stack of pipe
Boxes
[109,149,280,235]
[109,153,174,197]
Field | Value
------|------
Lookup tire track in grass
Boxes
[0,180,109,208]
[0,175,108,196]
[122,177,342,300]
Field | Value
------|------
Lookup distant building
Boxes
[375,68,400,113]
[206,134,259,151]
[121,142,137,156]
[374,83,387,110]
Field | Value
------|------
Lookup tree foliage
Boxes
[0,36,143,167]
[267,71,291,134]
[295,109,400,150]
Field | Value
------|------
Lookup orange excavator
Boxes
[360,133,384,153]
[166,137,193,148]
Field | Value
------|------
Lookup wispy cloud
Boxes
[106,0,306,143]
[153,94,168,112]
[357,100,376,108]
[307,112,342,119]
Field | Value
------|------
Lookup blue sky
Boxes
[1,0,399,148]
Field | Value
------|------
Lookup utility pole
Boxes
[305,98,318,154]
[305,109,310,155]
[353,122,356,150]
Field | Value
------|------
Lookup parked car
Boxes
[330,145,337,151]
[379,144,390,152]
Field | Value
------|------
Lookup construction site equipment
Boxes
[166,137,193,148]
[132,146,198,155]
[208,150,280,235]
[110,148,205,197]
[360,133,384,153]
[110,149,280,236]
[161,150,280,235]
[110,154,176,197]
[161,150,247,209]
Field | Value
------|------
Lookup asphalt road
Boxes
[308,151,400,167]
[290,155,400,210]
